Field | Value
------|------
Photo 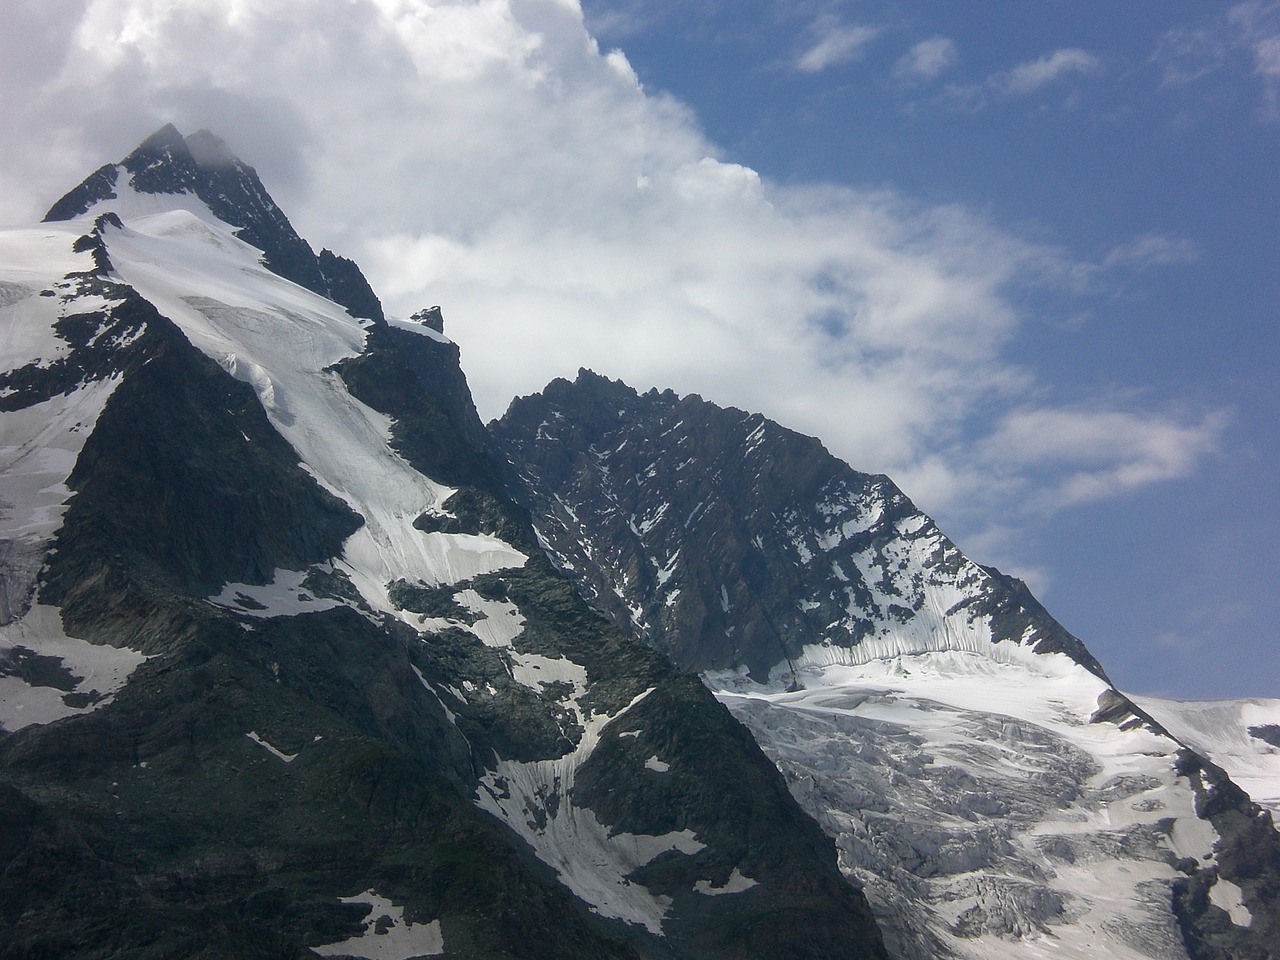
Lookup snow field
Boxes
[1131,694,1280,822]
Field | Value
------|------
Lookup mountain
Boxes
[493,370,1280,960]
[0,129,888,959]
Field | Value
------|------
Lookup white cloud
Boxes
[1153,25,1227,87]
[980,407,1226,511]
[942,46,1102,111]
[993,48,1102,97]
[894,36,958,83]
[796,17,880,73]
[0,0,1222,564]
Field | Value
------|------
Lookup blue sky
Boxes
[0,0,1275,698]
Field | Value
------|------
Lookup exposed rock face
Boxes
[0,128,888,960]
[493,369,1105,681]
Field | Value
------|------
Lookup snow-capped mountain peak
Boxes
[0,127,889,959]
[495,368,1280,960]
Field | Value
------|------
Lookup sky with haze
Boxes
[1,0,1276,699]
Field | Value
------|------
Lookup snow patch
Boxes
[246,731,298,763]
[694,868,758,896]
[208,569,344,618]
[1209,876,1253,928]
[475,688,707,934]
[0,604,148,731]
[312,890,444,959]
[453,590,525,647]
[386,315,449,343]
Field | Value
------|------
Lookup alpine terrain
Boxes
[492,371,1280,960]
[0,127,889,959]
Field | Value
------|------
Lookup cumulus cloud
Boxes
[894,36,958,83]
[0,0,1222,560]
[795,17,880,73]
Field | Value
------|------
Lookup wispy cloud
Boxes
[1230,0,1280,113]
[992,48,1103,97]
[1153,25,1227,87]
[1154,3,1280,115]
[980,407,1227,511]
[795,17,880,73]
[1101,233,1199,271]
[894,36,958,84]
[943,47,1103,110]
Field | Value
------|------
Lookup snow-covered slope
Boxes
[1131,695,1280,820]
[0,128,887,960]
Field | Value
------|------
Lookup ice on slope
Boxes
[94,208,525,607]
[68,168,246,228]
[0,228,100,373]
[1131,694,1280,821]
[711,649,1222,960]
[0,225,147,724]
[0,378,121,611]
